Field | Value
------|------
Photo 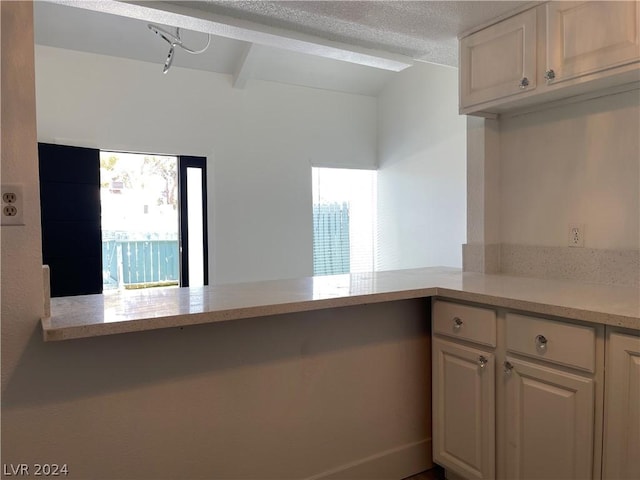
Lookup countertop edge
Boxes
[41,287,440,342]
[433,289,640,330]
[40,270,640,342]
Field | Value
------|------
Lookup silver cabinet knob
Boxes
[453,317,463,330]
[504,361,514,375]
[478,355,488,369]
[519,77,530,89]
[544,69,556,81]
[535,334,548,352]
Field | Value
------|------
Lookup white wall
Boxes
[376,62,466,270]
[500,90,640,249]
[1,0,45,401]
[35,45,378,284]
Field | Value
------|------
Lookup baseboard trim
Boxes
[304,438,433,480]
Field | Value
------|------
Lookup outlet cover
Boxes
[568,223,584,247]
[1,184,24,226]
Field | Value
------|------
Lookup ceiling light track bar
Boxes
[147,23,211,73]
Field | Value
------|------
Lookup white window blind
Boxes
[312,167,377,276]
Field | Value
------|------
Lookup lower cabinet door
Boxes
[602,331,640,479]
[433,337,495,480]
[503,357,594,479]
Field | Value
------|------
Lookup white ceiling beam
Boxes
[233,43,259,89]
[46,0,414,72]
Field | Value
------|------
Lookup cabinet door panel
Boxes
[546,1,640,83]
[460,8,536,108]
[504,357,594,480]
[433,338,495,480]
[603,332,640,479]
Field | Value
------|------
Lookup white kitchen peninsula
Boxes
[42,268,640,479]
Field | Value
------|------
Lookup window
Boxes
[178,156,209,287]
[312,167,377,276]
[38,143,208,296]
[100,152,179,290]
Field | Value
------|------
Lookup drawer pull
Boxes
[478,355,488,369]
[504,361,514,375]
[535,334,548,352]
[453,317,463,330]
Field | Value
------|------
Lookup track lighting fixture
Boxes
[148,23,211,73]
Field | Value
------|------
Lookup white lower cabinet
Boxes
[602,330,640,479]
[432,338,495,480]
[432,300,497,480]
[432,300,610,480]
[502,313,598,479]
[503,357,594,479]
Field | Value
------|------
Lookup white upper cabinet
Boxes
[546,1,640,84]
[460,8,537,110]
[459,1,640,115]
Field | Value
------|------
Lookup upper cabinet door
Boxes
[460,8,537,110]
[546,1,640,83]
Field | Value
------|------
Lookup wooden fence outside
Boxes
[102,239,179,289]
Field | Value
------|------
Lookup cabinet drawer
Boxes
[433,300,496,347]
[506,313,596,372]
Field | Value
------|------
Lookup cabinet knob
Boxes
[519,77,530,89]
[535,334,548,352]
[453,317,463,330]
[478,355,488,369]
[504,361,514,375]
[544,69,556,81]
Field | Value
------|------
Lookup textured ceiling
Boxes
[35,0,534,95]
[169,1,529,66]
[34,2,397,96]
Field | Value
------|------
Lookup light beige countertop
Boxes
[41,267,640,341]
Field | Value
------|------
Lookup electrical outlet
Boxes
[568,223,584,247]
[1,184,24,226]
